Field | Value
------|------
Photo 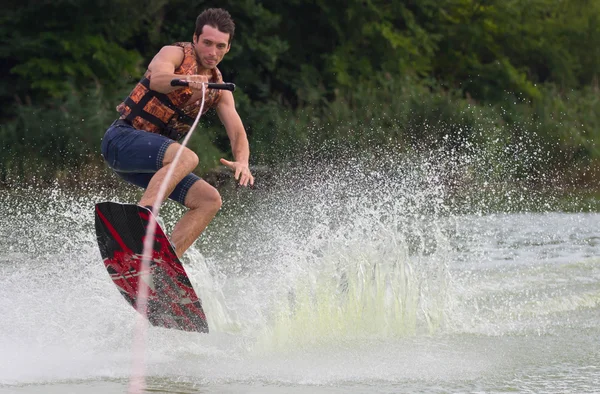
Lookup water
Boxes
[0,160,599,394]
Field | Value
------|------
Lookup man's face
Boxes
[193,25,230,69]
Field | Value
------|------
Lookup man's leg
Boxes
[105,127,219,256]
[170,180,222,257]
[116,137,220,257]
[138,142,198,209]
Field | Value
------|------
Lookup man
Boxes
[101,8,253,258]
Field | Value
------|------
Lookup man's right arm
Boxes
[147,46,186,93]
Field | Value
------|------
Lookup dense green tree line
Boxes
[1,0,599,186]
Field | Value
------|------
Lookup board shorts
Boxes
[100,119,201,206]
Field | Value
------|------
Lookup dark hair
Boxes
[195,8,235,44]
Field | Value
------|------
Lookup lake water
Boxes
[0,162,599,393]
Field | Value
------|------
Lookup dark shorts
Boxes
[100,120,201,205]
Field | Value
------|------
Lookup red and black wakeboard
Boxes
[94,201,208,333]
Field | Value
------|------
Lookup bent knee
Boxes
[182,149,199,170]
[186,182,222,212]
[205,188,223,211]
[164,144,199,171]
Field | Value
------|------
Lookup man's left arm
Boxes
[216,90,254,187]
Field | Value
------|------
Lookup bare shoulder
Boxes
[158,45,185,59]
[148,46,185,71]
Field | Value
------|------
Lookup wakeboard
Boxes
[94,201,208,333]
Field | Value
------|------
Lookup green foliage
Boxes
[428,0,600,100]
[0,85,119,183]
[0,0,173,113]
[315,0,439,86]
[249,76,599,187]
[9,33,140,97]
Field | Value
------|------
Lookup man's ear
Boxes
[193,34,197,44]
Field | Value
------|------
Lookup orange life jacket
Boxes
[116,42,223,140]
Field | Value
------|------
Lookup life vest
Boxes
[116,42,223,140]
